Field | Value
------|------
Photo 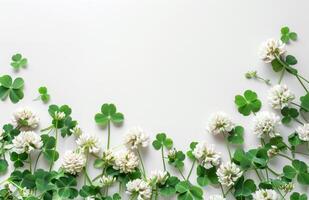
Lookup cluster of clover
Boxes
[1,26,309,200]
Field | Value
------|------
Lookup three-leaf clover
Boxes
[281,107,299,124]
[175,181,203,200]
[283,159,309,185]
[281,26,297,43]
[196,166,218,187]
[41,134,59,163]
[11,53,28,69]
[228,126,244,144]
[10,152,28,168]
[0,75,24,103]
[95,103,124,126]
[234,176,256,199]
[152,133,173,150]
[290,192,308,200]
[37,86,50,103]
[235,90,261,116]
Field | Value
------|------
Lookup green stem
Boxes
[84,153,89,185]
[49,127,58,172]
[161,147,166,171]
[267,167,281,176]
[295,151,309,156]
[278,69,285,84]
[29,154,32,173]
[137,150,146,178]
[278,153,293,162]
[177,168,186,180]
[254,169,262,181]
[219,183,226,198]
[40,125,53,132]
[224,134,232,161]
[296,74,309,93]
[34,151,42,172]
[186,159,196,180]
[107,120,111,150]
[298,74,309,84]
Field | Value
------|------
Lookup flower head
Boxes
[62,150,86,175]
[12,131,43,154]
[267,145,279,158]
[209,195,226,200]
[124,127,150,150]
[113,150,139,173]
[259,39,286,63]
[207,112,234,135]
[193,142,221,169]
[148,170,168,185]
[76,134,101,154]
[253,189,278,200]
[70,126,83,137]
[126,179,152,200]
[12,107,39,131]
[296,123,309,141]
[268,85,294,109]
[252,111,280,138]
[54,111,66,120]
[100,175,116,187]
[216,162,242,187]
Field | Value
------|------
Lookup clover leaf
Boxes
[234,176,256,199]
[290,192,308,200]
[288,132,303,147]
[176,181,203,200]
[55,175,78,199]
[281,107,299,124]
[0,159,8,173]
[41,134,59,163]
[79,185,100,197]
[11,53,28,69]
[228,126,244,144]
[235,90,261,116]
[1,124,20,143]
[95,103,124,126]
[168,150,186,169]
[196,166,218,186]
[283,159,309,185]
[10,152,28,168]
[152,133,173,150]
[159,176,180,197]
[0,75,24,103]
[37,86,50,103]
[300,93,309,112]
[281,26,297,43]
[186,142,198,160]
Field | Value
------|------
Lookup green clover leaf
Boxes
[37,86,50,103]
[235,90,261,116]
[228,126,244,145]
[11,53,28,69]
[196,166,218,186]
[281,107,299,124]
[55,175,78,199]
[234,176,257,198]
[0,159,8,173]
[187,142,198,160]
[280,26,298,43]
[176,181,203,200]
[290,192,308,200]
[95,103,124,126]
[160,176,180,197]
[0,75,24,103]
[41,134,59,163]
[152,133,174,150]
[300,93,309,112]
[10,152,28,168]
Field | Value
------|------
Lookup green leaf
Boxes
[292,159,307,172]
[297,172,309,185]
[281,26,290,34]
[235,90,261,116]
[164,138,173,149]
[289,32,298,41]
[95,103,124,126]
[197,176,209,186]
[38,86,47,94]
[283,165,297,179]
[228,126,244,144]
[176,181,190,193]
[152,140,162,150]
[0,159,8,173]
[271,59,284,72]
[300,93,309,112]
[0,75,13,88]
[156,133,167,142]
[286,55,297,65]
[290,192,307,200]
[234,177,257,198]
[12,78,24,89]
[11,53,27,69]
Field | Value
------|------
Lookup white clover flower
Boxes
[252,111,280,138]
[54,111,66,120]
[12,107,39,131]
[70,126,83,137]
[279,182,294,193]
[253,189,279,200]
[259,39,286,63]
[193,142,221,169]
[207,112,234,135]
[268,85,295,109]
[100,175,116,186]
[124,127,150,150]
[209,195,226,200]
[148,170,168,185]
[76,134,101,154]
[12,131,43,154]
[102,149,115,165]
[62,150,86,175]
[267,145,279,158]
[296,123,309,141]
[216,162,242,187]
[126,179,152,200]
[113,150,139,173]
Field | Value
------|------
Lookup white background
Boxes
[1,0,309,198]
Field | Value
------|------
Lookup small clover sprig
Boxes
[0,75,24,103]
[10,53,27,70]
[35,86,50,103]
[280,26,297,44]
[234,89,261,116]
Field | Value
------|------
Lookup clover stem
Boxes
[278,69,285,84]
[219,183,226,198]
[84,152,89,185]
[254,169,262,182]
[278,153,293,162]
[293,118,304,125]
[265,168,269,181]
[186,159,196,180]
[49,126,58,172]
[137,149,146,178]
[177,168,186,180]
[107,120,111,150]
[29,154,32,173]
[224,134,232,161]
[40,125,53,132]
[119,182,122,193]
[155,187,159,200]
[267,167,280,176]
[34,151,42,172]
[298,74,309,84]
[161,147,166,171]
[224,186,233,197]
[295,151,309,156]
